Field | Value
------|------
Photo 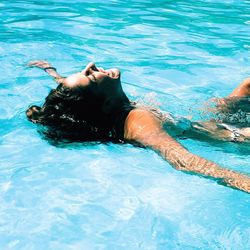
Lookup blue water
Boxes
[0,0,250,249]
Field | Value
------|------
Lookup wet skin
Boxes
[28,61,250,193]
[63,62,121,88]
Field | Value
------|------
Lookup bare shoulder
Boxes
[124,108,163,141]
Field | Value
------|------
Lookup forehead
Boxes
[63,73,92,89]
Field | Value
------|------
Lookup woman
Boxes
[27,61,250,193]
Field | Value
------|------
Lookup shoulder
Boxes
[124,108,163,141]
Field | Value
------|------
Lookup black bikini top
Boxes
[111,102,135,141]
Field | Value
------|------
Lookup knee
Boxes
[242,78,250,88]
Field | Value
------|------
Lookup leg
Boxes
[193,77,250,141]
[28,60,66,84]
[189,121,249,142]
[228,78,250,97]
[239,127,250,138]
[162,114,248,142]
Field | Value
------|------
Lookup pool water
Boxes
[0,0,250,249]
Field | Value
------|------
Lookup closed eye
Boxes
[87,74,97,82]
[91,74,97,82]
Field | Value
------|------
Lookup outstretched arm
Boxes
[124,109,250,193]
[28,60,66,84]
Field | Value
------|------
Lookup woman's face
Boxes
[63,62,121,90]
[61,62,128,116]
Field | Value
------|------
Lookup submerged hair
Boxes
[26,84,113,142]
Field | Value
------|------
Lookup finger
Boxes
[28,60,49,67]
[27,61,41,67]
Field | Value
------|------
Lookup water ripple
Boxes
[0,0,250,249]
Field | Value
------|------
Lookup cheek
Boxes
[94,72,107,82]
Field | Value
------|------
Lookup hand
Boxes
[28,60,55,71]
[28,60,61,81]
[223,175,250,193]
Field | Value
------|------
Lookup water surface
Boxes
[0,0,250,249]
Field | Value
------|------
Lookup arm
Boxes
[124,109,250,193]
[28,60,66,84]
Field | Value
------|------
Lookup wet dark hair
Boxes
[26,83,115,142]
